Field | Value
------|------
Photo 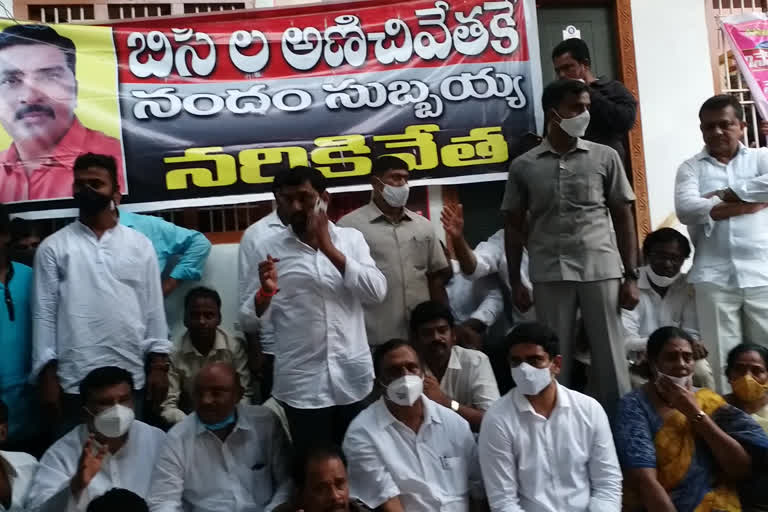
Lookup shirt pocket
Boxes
[405,235,430,272]
[250,460,272,507]
[427,451,469,496]
[560,171,602,204]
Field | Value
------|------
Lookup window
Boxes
[28,4,95,22]
[183,3,245,13]
[108,4,172,19]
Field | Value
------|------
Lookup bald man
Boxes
[148,362,292,512]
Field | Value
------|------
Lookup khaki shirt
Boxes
[501,138,635,283]
[338,201,449,345]
[161,328,252,425]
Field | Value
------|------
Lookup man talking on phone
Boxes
[239,165,387,459]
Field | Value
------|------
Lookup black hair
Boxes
[184,286,221,312]
[503,321,560,359]
[409,300,454,333]
[0,398,7,425]
[272,165,327,194]
[79,366,134,405]
[73,153,118,190]
[699,94,744,122]
[372,155,410,176]
[552,38,591,64]
[373,338,421,378]
[9,217,42,242]
[726,343,768,376]
[292,443,348,491]
[642,227,691,259]
[0,203,9,236]
[646,326,695,363]
[86,488,148,512]
[541,79,590,114]
[0,24,76,75]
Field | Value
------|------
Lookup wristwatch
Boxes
[691,410,706,423]
[624,268,640,281]
[451,400,460,412]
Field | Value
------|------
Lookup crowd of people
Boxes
[1,37,768,512]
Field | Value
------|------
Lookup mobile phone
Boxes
[314,198,328,215]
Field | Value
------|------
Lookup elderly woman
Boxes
[726,344,768,432]
[614,326,768,512]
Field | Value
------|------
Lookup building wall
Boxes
[631,0,714,230]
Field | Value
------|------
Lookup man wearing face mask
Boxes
[622,228,714,389]
[478,322,622,512]
[343,339,483,512]
[27,366,166,511]
[31,153,171,436]
[503,79,639,416]
[338,156,451,347]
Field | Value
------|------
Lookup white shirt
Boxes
[239,223,386,408]
[622,266,699,353]
[31,222,170,392]
[478,384,622,512]
[0,451,37,511]
[238,211,286,354]
[675,145,768,288]
[446,260,504,327]
[148,404,292,512]
[27,421,166,512]
[429,345,500,412]
[343,396,482,511]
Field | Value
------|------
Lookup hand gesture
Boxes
[71,435,109,497]
[619,280,640,310]
[512,281,533,313]
[310,208,333,253]
[258,255,280,294]
[656,375,699,418]
[423,375,450,407]
[441,203,465,240]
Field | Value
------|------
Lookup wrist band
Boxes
[257,287,278,299]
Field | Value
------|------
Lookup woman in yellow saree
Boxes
[614,327,768,512]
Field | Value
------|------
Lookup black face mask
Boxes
[74,186,112,216]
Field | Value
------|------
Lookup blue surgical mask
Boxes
[201,413,236,431]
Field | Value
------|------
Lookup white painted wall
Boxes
[631,0,714,230]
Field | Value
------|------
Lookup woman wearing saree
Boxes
[614,326,768,512]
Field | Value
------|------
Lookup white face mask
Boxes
[656,371,692,389]
[385,375,423,406]
[511,362,553,396]
[378,179,410,208]
[91,404,135,438]
[646,266,680,288]
[556,110,591,138]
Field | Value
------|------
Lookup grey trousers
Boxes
[533,279,630,418]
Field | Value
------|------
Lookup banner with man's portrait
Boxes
[1,0,542,217]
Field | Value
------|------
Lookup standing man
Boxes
[675,94,768,392]
[338,155,450,347]
[552,38,637,164]
[478,322,622,512]
[32,153,171,434]
[242,165,387,458]
[503,79,639,413]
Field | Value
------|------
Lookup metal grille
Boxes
[28,4,95,22]
[183,2,244,13]
[711,0,768,146]
[108,3,172,18]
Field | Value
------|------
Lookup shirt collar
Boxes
[534,137,590,158]
[696,143,748,162]
[375,394,442,429]
[638,266,653,290]
[195,404,253,436]
[447,346,463,371]
[0,452,18,478]
[511,382,571,415]
[287,220,342,246]
[180,328,230,356]
[3,117,88,173]
[362,201,414,223]
[264,210,286,228]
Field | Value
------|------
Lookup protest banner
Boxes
[722,13,768,124]
[0,0,542,217]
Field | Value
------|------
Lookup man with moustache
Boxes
[0,24,124,203]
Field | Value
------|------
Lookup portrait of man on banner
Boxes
[0,23,125,203]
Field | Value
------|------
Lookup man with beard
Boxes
[31,153,170,436]
[0,25,124,203]
[287,444,365,512]
[241,165,386,459]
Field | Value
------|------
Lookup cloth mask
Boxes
[92,404,135,438]
[510,362,552,396]
[378,179,410,208]
[74,186,113,216]
[201,413,236,431]
[557,110,591,138]
[646,267,680,288]
[732,374,768,403]
[385,375,423,406]
[656,371,692,389]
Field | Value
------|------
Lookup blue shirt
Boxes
[0,261,37,441]
[120,210,211,281]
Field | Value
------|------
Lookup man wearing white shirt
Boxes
[0,399,38,511]
[410,301,500,431]
[242,166,386,458]
[478,322,622,512]
[32,153,171,434]
[149,362,292,512]
[343,339,483,512]
[675,94,768,392]
[27,366,166,512]
[622,228,714,388]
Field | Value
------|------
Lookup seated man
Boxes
[87,489,149,512]
[149,361,292,511]
[160,287,252,425]
[289,444,366,512]
[622,228,714,388]
[27,366,166,510]
[343,340,483,511]
[0,398,38,510]
[410,301,500,431]
[478,322,622,512]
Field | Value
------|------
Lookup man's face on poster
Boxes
[0,43,77,147]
